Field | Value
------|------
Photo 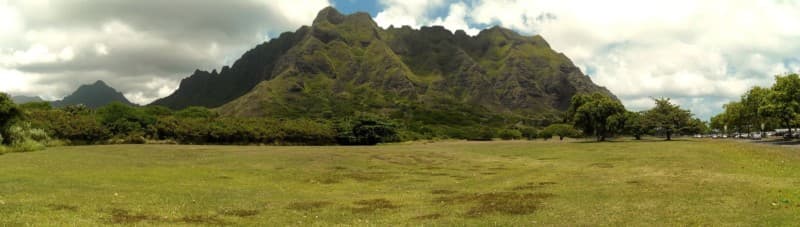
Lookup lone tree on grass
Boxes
[567,93,625,141]
[644,97,691,141]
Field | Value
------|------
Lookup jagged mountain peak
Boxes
[153,6,616,121]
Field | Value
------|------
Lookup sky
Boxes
[1,0,799,120]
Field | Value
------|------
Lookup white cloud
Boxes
[374,0,446,28]
[430,2,480,35]
[0,0,332,104]
[465,0,800,119]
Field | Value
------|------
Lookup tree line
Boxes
[564,93,706,141]
[0,90,707,153]
[711,73,800,137]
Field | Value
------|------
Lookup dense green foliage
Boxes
[12,98,555,146]
[0,93,22,145]
[713,74,799,136]
[567,93,625,141]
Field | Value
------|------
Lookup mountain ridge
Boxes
[151,7,615,123]
[52,80,135,108]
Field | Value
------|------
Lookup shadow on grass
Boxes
[752,139,800,146]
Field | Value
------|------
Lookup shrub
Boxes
[175,106,216,119]
[542,124,579,141]
[465,127,495,141]
[11,139,45,152]
[6,122,48,152]
[498,129,523,140]
[335,116,399,145]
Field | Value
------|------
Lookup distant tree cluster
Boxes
[562,93,704,141]
[712,73,800,137]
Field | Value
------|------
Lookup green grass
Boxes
[1,139,799,225]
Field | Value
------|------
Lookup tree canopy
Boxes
[0,93,22,145]
[568,93,625,141]
[644,97,691,140]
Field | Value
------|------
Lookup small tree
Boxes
[644,97,691,140]
[542,124,579,141]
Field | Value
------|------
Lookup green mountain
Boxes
[152,7,615,124]
[11,95,44,104]
[52,80,135,108]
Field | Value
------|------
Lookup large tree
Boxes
[762,74,800,137]
[644,97,691,140]
[0,93,22,145]
[569,93,626,141]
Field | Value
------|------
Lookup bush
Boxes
[498,129,523,140]
[542,124,579,141]
[4,122,48,152]
[518,127,539,140]
[465,127,495,141]
[175,106,216,119]
[539,130,553,140]
[335,116,399,145]
[11,139,45,152]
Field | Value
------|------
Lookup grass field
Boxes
[1,139,799,226]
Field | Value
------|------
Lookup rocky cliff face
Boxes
[152,7,615,121]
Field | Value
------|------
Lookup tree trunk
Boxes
[559,136,564,141]
[634,135,641,140]
[666,132,672,141]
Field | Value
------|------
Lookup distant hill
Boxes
[52,80,135,108]
[152,7,615,123]
[11,95,44,104]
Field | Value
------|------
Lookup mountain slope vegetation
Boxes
[152,7,614,127]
